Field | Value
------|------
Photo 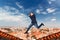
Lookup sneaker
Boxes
[24,32,28,34]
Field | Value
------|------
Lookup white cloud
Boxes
[46,8,56,13]
[16,2,24,9]
[0,6,30,27]
[51,18,56,22]
[48,0,56,4]
[50,0,56,1]
[36,9,41,14]
[2,6,20,15]
[0,7,20,21]
[42,12,47,14]
[36,8,56,15]
[45,17,58,28]
[45,17,56,22]
[49,1,52,4]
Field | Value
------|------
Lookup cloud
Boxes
[48,1,52,4]
[45,17,56,22]
[0,6,21,22]
[16,2,24,9]
[46,8,56,13]
[45,17,58,28]
[48,0,56,3]
[42,12,47,14]
[2,6,20,15]
[36,9,41,14]
[50,0,56,1]
[0,6,30,27]
[35,9,48,15]
[51,18,56,22]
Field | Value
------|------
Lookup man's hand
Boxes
[31,13,33,16]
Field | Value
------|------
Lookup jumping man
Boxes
[25,12,44,34]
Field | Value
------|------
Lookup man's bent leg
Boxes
[38,23,44,28]
[25,23,33,34]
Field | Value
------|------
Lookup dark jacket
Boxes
[29,14,37,24]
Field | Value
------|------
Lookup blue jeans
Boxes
[25,23,42,33]
[28,23,39,29]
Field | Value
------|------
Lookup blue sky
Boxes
[0,0,60,28]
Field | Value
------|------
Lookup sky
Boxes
[0,0,60,28]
